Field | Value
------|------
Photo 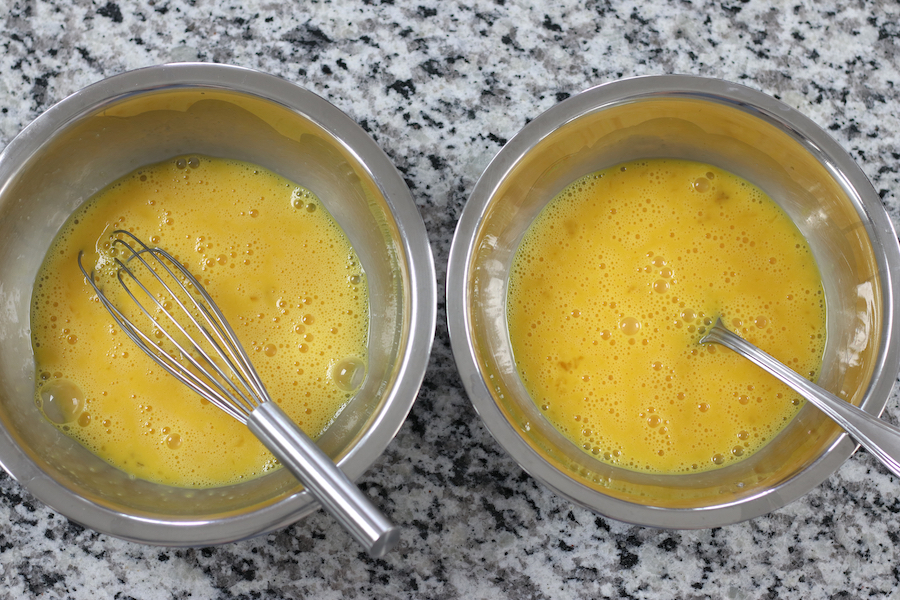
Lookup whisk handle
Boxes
[247,402,400,558]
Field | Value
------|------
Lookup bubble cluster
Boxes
[30,155,369,488]
[507,158,826,474]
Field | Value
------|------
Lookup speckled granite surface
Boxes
[1,0,900,598]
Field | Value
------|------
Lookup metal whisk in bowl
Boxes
[78,230,400,557]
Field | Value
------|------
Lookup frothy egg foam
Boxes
[507,158,826,474]
[30,155,368,488]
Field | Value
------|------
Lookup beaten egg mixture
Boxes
[31,155,368,487]
[507,159,826,473]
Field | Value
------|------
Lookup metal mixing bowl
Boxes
[0,63,436,545]
[447,75,900,528]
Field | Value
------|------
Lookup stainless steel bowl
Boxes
[447,75,900,528]
[0,63,436,545]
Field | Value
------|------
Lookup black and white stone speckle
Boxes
[2,1,900,598]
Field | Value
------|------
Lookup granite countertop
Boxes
[2,1,900,598]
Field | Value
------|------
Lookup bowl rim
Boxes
[0,62,437,545]
[446,74,900,528]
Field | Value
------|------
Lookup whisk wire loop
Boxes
[114,241,261,417]
[115,257,255,422]
[79,230,271,422]
[85,274,240,416]
[122,237,271,405]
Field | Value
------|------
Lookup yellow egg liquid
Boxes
[507,159,826,474]
[31,155,368,488]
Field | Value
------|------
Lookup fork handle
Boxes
[247,402,400,558]
[702,320,900,478]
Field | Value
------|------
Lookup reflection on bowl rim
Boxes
[446,74,900,528]
[0,63,436,545]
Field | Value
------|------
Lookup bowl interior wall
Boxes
[468,96,882,508]
[0,88,405,517]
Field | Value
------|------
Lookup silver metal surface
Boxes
[701,319,900,480]
[78,231,398,557]
[0,63,436,546]
[447,75,900,528]
[247,403,400,558]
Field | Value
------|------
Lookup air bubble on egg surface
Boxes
[290,186,320,210]
[619,316,641,336]
[332,357,366,393]
[37,378,85,425]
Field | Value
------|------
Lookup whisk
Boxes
[78,230,399,558]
